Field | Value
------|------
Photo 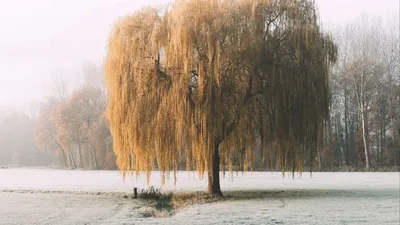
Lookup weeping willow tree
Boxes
[105,0,337,196]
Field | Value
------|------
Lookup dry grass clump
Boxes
[138,188,225,217]
[172,191,224,210]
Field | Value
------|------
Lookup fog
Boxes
[0,0,170,112]
[0,0,398,110]
[0,0,398,168]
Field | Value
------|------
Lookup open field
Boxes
[0,168,399,224]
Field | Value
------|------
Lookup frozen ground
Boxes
[0,168,399,225]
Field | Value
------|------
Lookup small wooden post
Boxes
[133,187,138,199]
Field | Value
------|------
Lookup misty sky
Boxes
[0,0,398,109]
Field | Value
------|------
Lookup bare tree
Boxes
[331,14,400,169]
[52,75,69,102]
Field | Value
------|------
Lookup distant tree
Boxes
[330,15,400,169]
[82,63,112,169]
[88,114,116,169]
[53,86,106,169]
[74,86,105,169]
[35,98,71,167]
[52,74,69,102]
[83,62,106,93]
[36,63,113,170]
[53,96,86,168]
[105,0,336,195]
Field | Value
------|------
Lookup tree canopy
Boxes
[35,65,116,170]
[105,0,337,195]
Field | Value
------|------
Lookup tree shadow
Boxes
[222,189,395,200]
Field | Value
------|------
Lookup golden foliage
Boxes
[105,0,337,183]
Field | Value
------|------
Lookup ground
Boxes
[0,168,399,225]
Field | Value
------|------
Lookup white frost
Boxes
[0,168,398,192]
[0,168,398,225]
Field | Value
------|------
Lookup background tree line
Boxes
[34,64,116,170]
[0,64,116,170]
[320,15,400,171]
[0,14,398,172]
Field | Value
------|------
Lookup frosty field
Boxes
[0,168,399,225]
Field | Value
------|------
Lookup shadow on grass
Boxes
[223,189,348,200]
[138,187,399,218]
[222,189,398,200]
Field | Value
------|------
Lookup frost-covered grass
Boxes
[1,168,398,192]
[0,168,399,224]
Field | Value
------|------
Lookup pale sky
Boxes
[0,0,398,110]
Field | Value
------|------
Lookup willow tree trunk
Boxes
[208,143,223,196]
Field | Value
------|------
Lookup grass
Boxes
[137,187,224,218]
[172,191,224,210]
[315,166,400,172]
[137,186,174,217]
[136,186,399,218]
